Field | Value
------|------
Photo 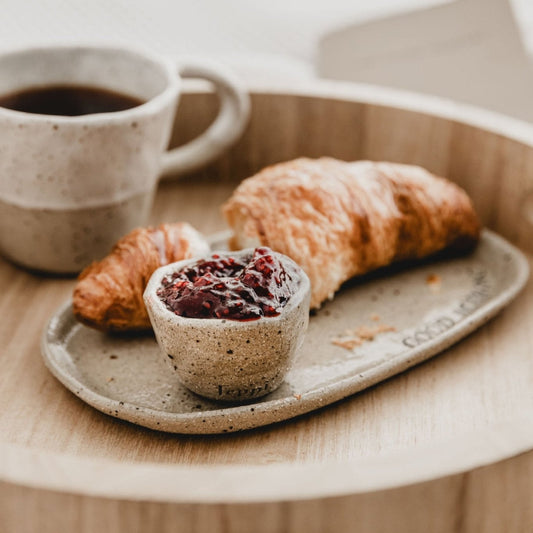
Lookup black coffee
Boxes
[0,85,144,116]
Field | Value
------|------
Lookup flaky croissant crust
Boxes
[72,222,209,332]
[223,158,481,308]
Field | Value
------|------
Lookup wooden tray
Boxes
[2,82,533,533]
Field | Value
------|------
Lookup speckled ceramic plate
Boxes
[42,230,529,434]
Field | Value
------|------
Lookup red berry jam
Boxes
[157,247,301,320]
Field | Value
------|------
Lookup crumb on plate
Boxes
[332,323,396,351]
[426,273,442,293]
[332,337,364,350]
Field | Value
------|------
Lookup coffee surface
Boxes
[0,85,144,116]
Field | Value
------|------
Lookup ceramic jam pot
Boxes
[144,248,311,401]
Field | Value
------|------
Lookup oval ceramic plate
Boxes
[42,230,529,434]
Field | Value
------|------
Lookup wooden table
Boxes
[1,82,533,533]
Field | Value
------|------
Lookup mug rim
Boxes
[0,44,180,123]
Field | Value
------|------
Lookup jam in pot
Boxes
[157,247,301,320]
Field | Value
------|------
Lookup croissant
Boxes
[223,158,481,309]
[72,222,210,332]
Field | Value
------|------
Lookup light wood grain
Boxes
[1,82,533,532]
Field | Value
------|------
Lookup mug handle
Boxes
[159,60,250,180]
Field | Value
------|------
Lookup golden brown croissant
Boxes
[223,158,481,309]
[72,222,210,332]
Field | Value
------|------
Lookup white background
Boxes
[2,0,532,79]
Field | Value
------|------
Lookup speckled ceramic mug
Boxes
[0,45,249,273]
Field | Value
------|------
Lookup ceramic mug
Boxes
[0,45,250,273]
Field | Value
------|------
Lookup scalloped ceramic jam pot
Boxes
[144,247,311,401]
